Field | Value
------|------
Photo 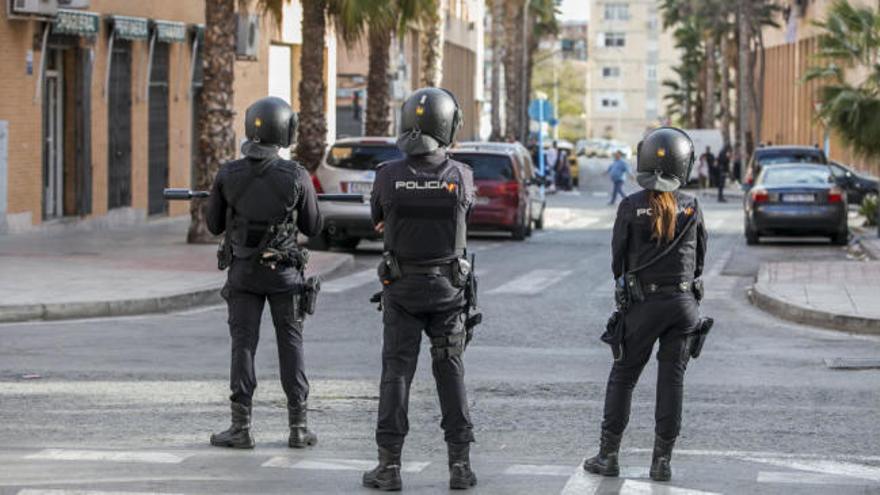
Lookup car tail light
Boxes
[746,172,754,186]
[311,174,324,194]
[751,188,769,203]
[828,187,844,203]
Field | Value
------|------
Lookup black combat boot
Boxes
[649,435,676,482]
[363,446,403,491]
[448,442,478,490]
[287,404,318,448]
[582,430,621,476]
[210,402,255,449]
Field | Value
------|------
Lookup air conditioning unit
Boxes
[10,0,58,17]
[236,14,260,60]
[57,0,89,8]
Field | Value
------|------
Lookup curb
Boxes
[749,282,880,335]
[0,253,355,324]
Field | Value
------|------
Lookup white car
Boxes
[310,137,404,250]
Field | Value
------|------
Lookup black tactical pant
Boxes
[601,292,699,440]
[223,285,308,408]
[376,274,474,449]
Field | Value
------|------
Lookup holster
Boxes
[688,317,714,359]
[693,278,705,302]
[601,309,626,362]
[624,273,644,303]
[217,236,233,271]
[377,252,402,285]
[451,257,471,288]
[300,276,321,316]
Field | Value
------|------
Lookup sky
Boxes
[559,0,589,23]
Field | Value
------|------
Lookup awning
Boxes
[153,20,187,43]
[52,9,100,37]
[108,15,149,40]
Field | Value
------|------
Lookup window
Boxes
[604,3,629,21]
[603,32,626,48]
[602,66,621,78]
[646,65,657,81]
[602,98,620,108]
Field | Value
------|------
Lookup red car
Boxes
[449,150,534,240]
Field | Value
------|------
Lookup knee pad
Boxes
[430,333,465,361]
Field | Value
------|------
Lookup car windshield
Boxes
[760,166,831,186]
[327,144,403,170]
[452,154,515,181]
[757,151,824,165]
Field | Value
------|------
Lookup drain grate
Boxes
[824,357,880,370]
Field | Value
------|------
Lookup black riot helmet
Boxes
[636,127,695,192]
[397,87,463,155]
[241,97,299,159]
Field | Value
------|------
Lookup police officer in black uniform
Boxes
[363,88,478,491]
[583,127,707,482]
[206,96,323,450]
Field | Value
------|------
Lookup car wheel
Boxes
[333,237,361,250]
[745,222,759,245]
[831,231,849,246]
[306,232,331,251]
[512,219,528,241]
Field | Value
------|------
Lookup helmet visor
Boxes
[637,171,682,192]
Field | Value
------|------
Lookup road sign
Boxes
[528,99,554,122]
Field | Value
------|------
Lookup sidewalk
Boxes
[0,218,354,323]
[750,260,880,334]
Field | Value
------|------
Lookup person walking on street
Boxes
[700,147,716,188]
[583,127,708,482]
[545,141,559,193]
[364,87,478,491]
[606,151,632,205]
[716,146,730,202]
[206,97,323,450]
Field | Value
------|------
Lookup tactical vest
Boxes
[625,191,699,285]
[383,160,468,263]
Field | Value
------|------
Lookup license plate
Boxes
[345,181,373,195]
[782,194,815,203]
[475,196,490,205]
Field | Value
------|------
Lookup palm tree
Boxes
[421,0,446,87]
[188,0,286,244]
[489,0,504,141]
[295,0,330,171]
[805,0,880,158]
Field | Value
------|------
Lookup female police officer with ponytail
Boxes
[583,127,707,482]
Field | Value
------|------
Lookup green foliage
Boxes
[860,194,878,226]
[805,0,880,159]
[531,54,586,140]
[329,0,438,46]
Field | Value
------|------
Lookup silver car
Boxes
[310,137,403,250]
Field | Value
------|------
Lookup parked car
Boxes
[744,145,827,188]
[310,137,403,249]
[457,141,546,229]
[744,163,848,245]
[449,149,536,240]
[828,161,879,205]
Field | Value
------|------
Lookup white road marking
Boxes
[18,490,184,495]
[560,465,603,495]
[322,269,378,293]
[757,471,870,485]
[750,457,880,482]
[627,448,880,463]
[261,456,430,473]
[592,191,610,197]
[504,464,573,476]
[618,480,722,494]
[24,449,190,464]
[708,218,725,231]
[487,269,573,295]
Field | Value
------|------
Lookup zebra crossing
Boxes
[7,448,879,494]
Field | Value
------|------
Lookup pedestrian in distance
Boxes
[206,96,323,450]
[545,141,559,193]
[584,127,708,482]
[606,150,632,205]
[697,153,709,192]
[700,146,716,188]
[716,146,730,203]
[364,87,480,491]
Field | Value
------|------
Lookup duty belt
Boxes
[643,281,692,295]
[400,263,454,277]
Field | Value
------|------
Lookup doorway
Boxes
[42,49,64,220]
[108,40,132,210]
[148,42,170,216]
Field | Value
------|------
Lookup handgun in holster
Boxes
[300,276,321,316]
[377,252,402,285]
[463,254,481,348]
[217,235,233,270]
[688,317,714,359]
[624,273,645,303]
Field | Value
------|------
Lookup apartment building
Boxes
[761,0,876,174]
[0,0,336,233]
[586,0,677,147]
[335,0,485,140]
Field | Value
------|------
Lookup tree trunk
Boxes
[703,33,717,131]
[365,27,393,136]
[719,32,732,149]
[188,0,236,244]
[753,28,765,148]
[523,18,537,144]
[502,0,522,141]
[421,0,446,87]
[489,0,504,141]
[737,2,752,174]
[295,0,328,172]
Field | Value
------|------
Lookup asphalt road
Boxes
[1,176,879,495]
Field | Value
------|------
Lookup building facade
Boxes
[761,0,877,175]
[0,0,336,233]
[335,0,484,141]
[586,0,677,147]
